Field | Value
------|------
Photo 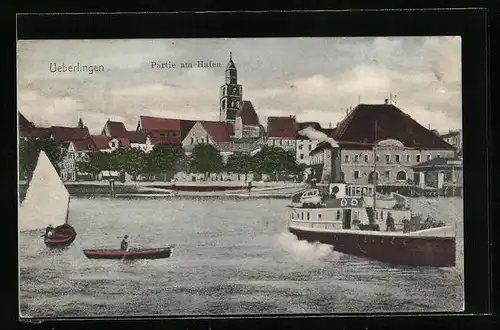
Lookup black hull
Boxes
[83,248,172,260]
[288,226,456,267]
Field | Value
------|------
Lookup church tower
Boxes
[219,52,243,125]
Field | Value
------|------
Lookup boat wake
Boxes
[276,231,343,262]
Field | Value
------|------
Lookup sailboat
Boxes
[18,150,77,247]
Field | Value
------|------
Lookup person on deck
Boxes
[386,213,396,232]
[402,217,410,233]
[45,225,54,239]
[121,235,129,251]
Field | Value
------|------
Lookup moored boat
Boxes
[19,150,77,248]
[83,247,173,260]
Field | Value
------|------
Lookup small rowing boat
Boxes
[82,247,173,260]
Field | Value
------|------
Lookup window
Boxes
[406,154,411,162]
[385,154,391,163]
[300,154,304,159]
[222,99,226,109]
[344,155,349,162]
[307,212,310,220]
[385,170,390,178]
[437,154,441,158]
[336,210,341,220]
[364,154,369,162]
[396,171,407,181]
[353,211,359,220]
[354,170,360,179]
[416,154,421,162]
[309,145,312,151]
[354,155,359,162]
[111,142,116,148]
[376,155,380,162]
[395,154,400,163]
[299,145,303,150]
[427,154,431,161]
[191,137,195,144]
[291,213,294,220]
[301,212,304,220]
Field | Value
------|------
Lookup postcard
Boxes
[17,37,464,318]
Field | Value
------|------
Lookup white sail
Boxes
[18,150,70,232]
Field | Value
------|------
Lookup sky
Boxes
[17,37,462,135]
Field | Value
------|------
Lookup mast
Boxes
[372,120,378,222]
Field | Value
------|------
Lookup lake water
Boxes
[19,197,464,317]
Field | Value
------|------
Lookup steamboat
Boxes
[288,183,456,267]
[288,121,456,267]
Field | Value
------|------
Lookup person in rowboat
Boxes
[121,235,129,251]
[45,225,55,239]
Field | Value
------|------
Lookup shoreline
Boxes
[18,181,306,200]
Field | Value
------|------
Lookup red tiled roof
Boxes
[267,116,297,139]
[138,116,196,140]
[147,130,182,145]
[236,101,259,126]
[104,120,128,137]
[127,131,147,143]
[199,121,233,143]
[50,126,90,142]
[90,135,110,150]
[20,127,52,139]
[70,135,110,152]
[19,113,34,130]
[139,116,181,132]
[179,120,197,139]
[117,137,130,148]
[333,104,454,150]
[71,139,96,152]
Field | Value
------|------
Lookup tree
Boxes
[225,152,254,182]
[76,151,110,179]
[189,144,223,180]
[146,144,185,181]
[252,146,301,181]
[19,138,67,180]
[121,148,147,179]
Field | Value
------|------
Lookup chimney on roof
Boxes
[345,108,348,116]
[329,122,332,129]
[384,99,389,105]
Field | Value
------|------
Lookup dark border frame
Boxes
[9,9,491,330]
